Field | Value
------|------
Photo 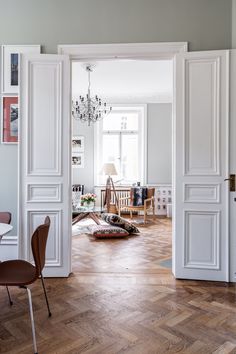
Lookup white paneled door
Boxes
[174,50,229,281]
[19,54,71,277]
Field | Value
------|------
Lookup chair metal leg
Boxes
[6,286,13,306]
[26,287,38,354]
[40,274,52,317]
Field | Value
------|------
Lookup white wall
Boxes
[72,120,94,193]
[72,103,172,190]
[147,103,172,184]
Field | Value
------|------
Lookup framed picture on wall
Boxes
[1,96,18,143]
[1,45,41,93]
[72,153,84,168]
[72,136,84,152]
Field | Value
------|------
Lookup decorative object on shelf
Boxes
[1,45,40,94]
[72,184,84,208]
[72,136,84,152]
[101,163,119,213]
[80,193,97,209]
[72,64,112,126]
[72,152,84,168]
[1,97,18,143]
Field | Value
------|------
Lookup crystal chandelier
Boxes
[72,64,112,126]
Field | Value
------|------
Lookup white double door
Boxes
[19,50,235,280]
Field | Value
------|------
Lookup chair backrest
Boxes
[147,188,155,198]
[0,212,11,224]
[146,188,155,208]
[130,187,155,207]
[31,216,50,276]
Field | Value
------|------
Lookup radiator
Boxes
[99,188,130,209]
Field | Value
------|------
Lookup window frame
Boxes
[94,104,147,186]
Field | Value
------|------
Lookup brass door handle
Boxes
[224,174,235,191]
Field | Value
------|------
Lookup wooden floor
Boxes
[1,217,236,353]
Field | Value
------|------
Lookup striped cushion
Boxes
[88,225,129,238]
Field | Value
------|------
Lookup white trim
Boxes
[57,41,188,279]
[0,235,18,245]
[58,42,188,60]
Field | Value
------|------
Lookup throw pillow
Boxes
[101,213,140,234]
[88,224,129,238]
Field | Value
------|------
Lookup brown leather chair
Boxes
[0,211,12,224]
[0,216,51,354]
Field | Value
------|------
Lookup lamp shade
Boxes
[101,163,118,176]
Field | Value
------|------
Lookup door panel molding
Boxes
[27,61,63,176]
[19,54,71,277]
[174,50,229,281]
[184,210,220,270]
[184,184,220,204]
[184,57,220,176]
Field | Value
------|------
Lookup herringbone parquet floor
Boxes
[1,217,236,354]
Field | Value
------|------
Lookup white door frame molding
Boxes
[58,41,187,276]
[58,42,188,61]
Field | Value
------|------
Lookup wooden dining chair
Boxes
[0,216,51,354]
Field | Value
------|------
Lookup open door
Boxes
[174,50,229,281]
[19,54,71,277]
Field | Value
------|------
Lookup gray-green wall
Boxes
[0,0,233,234]
[233,0,236,48]
[0,0,232,53]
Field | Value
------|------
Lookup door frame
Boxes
[58,41,187,274]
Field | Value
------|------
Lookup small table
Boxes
[0,223,13,241]
[72,206,105,226]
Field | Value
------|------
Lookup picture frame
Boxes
[1,45,41,94]
[72,136,85,152]
[72,153,84,168]
[1,96,19,143]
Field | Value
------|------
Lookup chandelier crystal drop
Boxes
[72,64,112,126]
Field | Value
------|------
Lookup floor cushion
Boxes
[88,224,129,238]
[101,213,140,234]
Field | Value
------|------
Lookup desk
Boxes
[0,223,13,240]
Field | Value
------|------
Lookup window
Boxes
[94,105,147,185]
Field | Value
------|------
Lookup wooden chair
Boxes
[0,216,51,354]
[118,187,155,223]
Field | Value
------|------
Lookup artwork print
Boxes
[2,97,18,143]
[11,53,18,86]
[72,136,84,152]
[72,153,84,168]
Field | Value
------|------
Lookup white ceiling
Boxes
[72,59,173,103]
